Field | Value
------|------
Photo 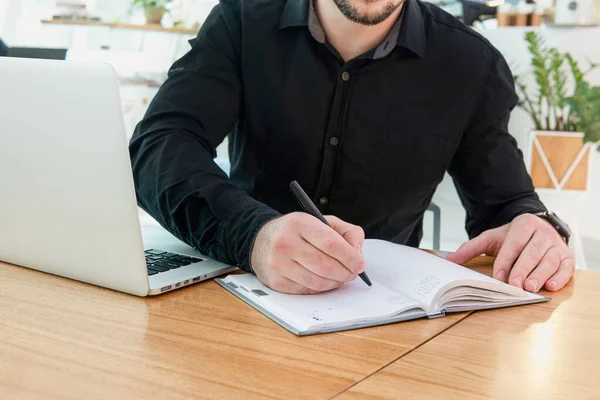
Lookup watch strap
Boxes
[534,211,571,245]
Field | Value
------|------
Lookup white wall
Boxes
[0,0,217,136]
[0,0,217,69]
[484,26,600,243]
[427,26,600,252]
[0,0,9,32]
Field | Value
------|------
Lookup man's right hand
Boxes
[250,213,366,294]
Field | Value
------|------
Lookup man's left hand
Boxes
[446,214,574,292]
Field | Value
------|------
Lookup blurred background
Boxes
[1,0,599,268]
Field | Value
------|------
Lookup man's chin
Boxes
[333,0,404,26]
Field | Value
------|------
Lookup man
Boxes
[130,0,574,295]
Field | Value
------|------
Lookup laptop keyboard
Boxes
[145,249,203,276]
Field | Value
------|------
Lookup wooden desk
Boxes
[0,258,472,400]
[337,269,599,399]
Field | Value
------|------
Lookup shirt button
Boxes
[341,71,350,81]
[329,137,339,146]
[319,197,329,206]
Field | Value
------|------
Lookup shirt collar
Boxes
[279,0,310,29]
[396,0,426,58]
[279,0,426,59]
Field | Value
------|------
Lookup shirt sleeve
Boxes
[448,51,546,238]
[129,4,280,272]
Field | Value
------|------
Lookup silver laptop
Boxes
[0,58,237,296]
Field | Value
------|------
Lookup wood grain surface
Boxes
[337,269,598,400]
[0,255,474,400]
[40,19,198,35]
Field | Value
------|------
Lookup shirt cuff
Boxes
[487,195,547,234]
[216,198,281,273]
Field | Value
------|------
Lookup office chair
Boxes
[427,202,442,251]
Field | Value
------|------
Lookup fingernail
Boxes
[496,270,506,282]
[548,280,558,291]
[511,276,523,288]
[355,262,366,274]
[526,278,538,292]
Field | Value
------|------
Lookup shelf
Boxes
[40,19,199,35]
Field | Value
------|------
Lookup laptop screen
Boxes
[6,47,68,60]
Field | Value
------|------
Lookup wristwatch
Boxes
[534,211,571,245]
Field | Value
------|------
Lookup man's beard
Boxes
[333,0,404,26]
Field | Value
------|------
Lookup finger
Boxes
[522,245,563,292]
[268,275,322,295]
[282,261,344,293]
[544,256,575,292]
[293,243,357,283]
[325,215,365,249]
[446,228,504,265]
[493,220,536,283]
[300,218,365,274]
[508,231,554,289]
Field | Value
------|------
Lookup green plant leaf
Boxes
[565,53,584,88]
[515,31,600,138]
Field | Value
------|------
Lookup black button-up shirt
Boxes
[129,0,545,272]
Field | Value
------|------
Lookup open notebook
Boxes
[217,239,548,335]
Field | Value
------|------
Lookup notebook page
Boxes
[223,274,423,332]
[362,239,496,309]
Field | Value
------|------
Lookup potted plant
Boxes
[130,0,172,25]
[514,31,600,191]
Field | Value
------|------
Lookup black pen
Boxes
[289,181,372,287]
